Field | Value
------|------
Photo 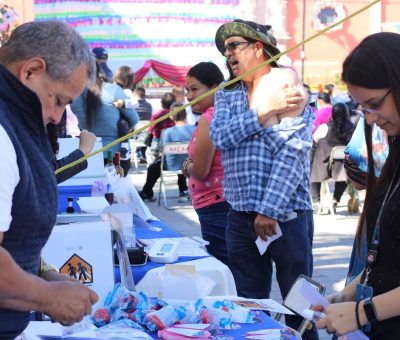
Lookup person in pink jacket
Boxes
[181,62,229,266]
[312,92,332,133]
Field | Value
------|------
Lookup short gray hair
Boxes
[0,20,95,83]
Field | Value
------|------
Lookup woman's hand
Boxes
[78,130,97,156]
[327,292,347,304]
[181,158,193,178]
[316,301,362,336]
[114,99,124,109]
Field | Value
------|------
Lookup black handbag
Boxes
[343,156,367,187]
[117,116,131,138]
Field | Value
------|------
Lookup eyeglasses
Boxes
[222,41,252,54]
[355,89,391,117]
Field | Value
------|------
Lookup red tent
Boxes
[134,59,191,86]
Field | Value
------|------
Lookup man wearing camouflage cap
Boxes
[210,19,317,338]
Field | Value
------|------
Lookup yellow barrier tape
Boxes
[55,0,381,175]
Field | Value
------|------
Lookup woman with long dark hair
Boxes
[71,63,138,159]
[315,32,400,339]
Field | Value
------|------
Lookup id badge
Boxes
[356,284,373,333]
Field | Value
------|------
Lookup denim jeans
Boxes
[226,209,318,339]
[195,201,230,266]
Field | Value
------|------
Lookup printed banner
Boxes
[34,0,241,72]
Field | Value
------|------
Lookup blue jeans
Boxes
[195,201,230,266]
[226,209,318,339]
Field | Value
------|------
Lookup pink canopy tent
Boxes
[134,59,191,86]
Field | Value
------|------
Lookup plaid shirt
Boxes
[210,82,314,221]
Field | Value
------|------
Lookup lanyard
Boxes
[364,162,400,285]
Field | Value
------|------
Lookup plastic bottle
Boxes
[120,142,131,176]
[113,152,125,177]
[66,197,75,214]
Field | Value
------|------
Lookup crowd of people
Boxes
[1,15,400,340]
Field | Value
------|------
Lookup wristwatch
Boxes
[363,297,378,323]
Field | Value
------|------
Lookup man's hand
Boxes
[44,281,99,325]
[255,87,306,124]
[254,214,277,241]
[78,130,97,156]
[40,270,79,283]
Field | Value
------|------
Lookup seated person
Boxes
[146,92,176,164]
[139,103,195,201]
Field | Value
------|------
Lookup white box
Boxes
[42,221,115,309]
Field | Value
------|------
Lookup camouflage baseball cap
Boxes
[215,19,281,59]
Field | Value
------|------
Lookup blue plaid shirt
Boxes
[210,82,314,221]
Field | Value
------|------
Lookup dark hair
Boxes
[331,103,353,142]
[317,92,331,104]
[187,62,224,88]
[170,102,186,121]
[113,66,134,90]
[136,87,146,99]
[324,84,334,96]
[161,92,176,109]
[85,63,103,129]
[47,110,68,155]
[342,32,400,253]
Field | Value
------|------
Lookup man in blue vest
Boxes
[0,20,99,338]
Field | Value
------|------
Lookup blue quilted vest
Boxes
[0,64,58,337]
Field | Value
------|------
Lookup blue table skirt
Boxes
[114,219,209,284]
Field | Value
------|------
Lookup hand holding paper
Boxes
[298,279,368,340]
[255,223,282,255]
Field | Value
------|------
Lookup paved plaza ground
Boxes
[129,164,362,339]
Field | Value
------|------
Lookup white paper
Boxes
[139,237,210,257]
[298,279,369,340]
[163,327,208,337]
[77,196,109,214]
[257,299,295,315]
[41,222,115,310]
[22,321,97,339]
[255,223,283,255]
[230,297,294,315]
[112,177,156,221]
[298,278,330,309]
[173,324,211,329]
